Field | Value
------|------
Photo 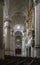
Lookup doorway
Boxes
[15,31,22,55]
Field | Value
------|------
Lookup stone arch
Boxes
[15,31,22,55]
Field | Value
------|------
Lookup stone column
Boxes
[26,47,28,57]
[34,0,40,57]
[3,0,9,20]
[22,36,25,56]
[13,33,15,56]
[4,20,10,55]
[22,33,27,57]
[0,1,4,59]
[31,47,34,57]
[10,29,13,56]
[3,0,10,55]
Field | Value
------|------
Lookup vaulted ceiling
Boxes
[8,0,29,26]
[3,0,33,26]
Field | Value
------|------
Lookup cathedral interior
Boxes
[0,0,40,65]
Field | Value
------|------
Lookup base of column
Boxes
[0,49,4,59]
[31,47,34,57]
[34,47,40,57]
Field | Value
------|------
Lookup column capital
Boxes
[4,18,11,23]
[4,18,11,29]
[33,0,40,6]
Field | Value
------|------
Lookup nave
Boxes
[0,0,40,65]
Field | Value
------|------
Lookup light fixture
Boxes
[17,25,20,29]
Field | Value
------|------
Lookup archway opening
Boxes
[15,31,22,55]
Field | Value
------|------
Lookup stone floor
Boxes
[0,55,40,65]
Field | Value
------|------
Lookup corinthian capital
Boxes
[33,0,40,6]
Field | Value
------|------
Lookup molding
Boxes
[33,0,40,6]
[4,18,11,23]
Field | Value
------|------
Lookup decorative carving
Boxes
[33,0,40,5]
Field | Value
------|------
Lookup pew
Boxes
[0,55,40,65]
